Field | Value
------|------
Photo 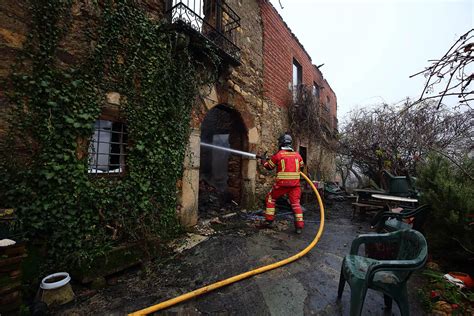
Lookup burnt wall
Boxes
[259,0,337,127]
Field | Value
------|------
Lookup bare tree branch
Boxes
[428,147,474,181]
[338,100,472,184]
[411,29,474,109]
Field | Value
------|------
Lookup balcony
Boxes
[166,0,241,64]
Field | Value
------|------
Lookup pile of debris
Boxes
[324,181,346,202]
[198,180,240,219]
[419,263,474,315]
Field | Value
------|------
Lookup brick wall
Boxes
[259,0,337,123]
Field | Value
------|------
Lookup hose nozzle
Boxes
[256,151,268,161]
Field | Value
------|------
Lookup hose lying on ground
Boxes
[128,172,325,315]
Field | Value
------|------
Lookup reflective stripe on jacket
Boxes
[263,149,304,187]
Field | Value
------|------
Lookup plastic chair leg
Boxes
[337,267,345,299]
[383,294,393,310]
[395,286,410,316]
[349,285,368,316]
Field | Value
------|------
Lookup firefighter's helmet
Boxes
[278,133,292,148]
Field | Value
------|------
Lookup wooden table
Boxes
[351,189,386,219]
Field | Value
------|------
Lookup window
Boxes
[292,59,302,88]
[292,59,302,101]
[312,82,320,99]
[88,120,128,174]
[299,145,307,173]
[299,146,307,164]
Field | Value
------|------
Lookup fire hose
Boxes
[129,172,325,315]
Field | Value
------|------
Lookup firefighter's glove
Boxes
[258,156,268,166]
[257,151,268,164]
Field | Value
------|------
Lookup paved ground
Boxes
[57,201,425,315]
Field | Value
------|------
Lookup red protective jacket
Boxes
[263,149,304,187]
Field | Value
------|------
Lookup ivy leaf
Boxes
[71,80,82,88]
[52,164,62,171]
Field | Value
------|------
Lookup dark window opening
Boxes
[299,146,307,164]
[299,145,307,174]
[88,120,127,174]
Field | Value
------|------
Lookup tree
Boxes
[338,100,472,186]
[411,29,474,108]
[335,153,363,188]
[416,153,473,261]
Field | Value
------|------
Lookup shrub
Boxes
[416,153,473,262]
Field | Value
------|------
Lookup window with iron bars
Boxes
[88,120,128,174]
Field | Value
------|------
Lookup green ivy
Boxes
[0,0,219,267]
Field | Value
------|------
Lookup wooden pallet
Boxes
[0,242,26,314]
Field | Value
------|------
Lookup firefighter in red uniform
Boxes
[261,133,305,234]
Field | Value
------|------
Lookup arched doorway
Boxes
[199,105,248,216]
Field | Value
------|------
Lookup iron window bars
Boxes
[166,0,241,61]
[88,120,127,174]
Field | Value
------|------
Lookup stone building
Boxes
[178,0,338,226]
[0,0,337,227]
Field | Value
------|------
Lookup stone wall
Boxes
[0,1,28,80]
[0,0,338,226]
[0,0,29,136]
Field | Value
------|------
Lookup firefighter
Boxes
[261,133,305,234]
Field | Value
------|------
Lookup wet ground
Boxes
[57,200,425,315]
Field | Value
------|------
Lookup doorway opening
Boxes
[199,105,247,217]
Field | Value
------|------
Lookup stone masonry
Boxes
[0,0,338,227]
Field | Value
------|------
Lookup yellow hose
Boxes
[129,172,325,315]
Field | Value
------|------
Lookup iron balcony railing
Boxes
[166,0,241,61]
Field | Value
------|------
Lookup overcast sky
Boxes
[269,0,473,120]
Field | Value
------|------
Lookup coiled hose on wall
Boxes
[129,172,325,315]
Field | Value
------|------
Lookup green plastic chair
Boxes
[337,229,428,316]
[370,204,430,233]
[382,170,418,198]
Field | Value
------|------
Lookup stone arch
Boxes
[178,84,258,226]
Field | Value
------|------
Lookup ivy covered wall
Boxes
[0,0,219,266]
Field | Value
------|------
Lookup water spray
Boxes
[200,142,267,160]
